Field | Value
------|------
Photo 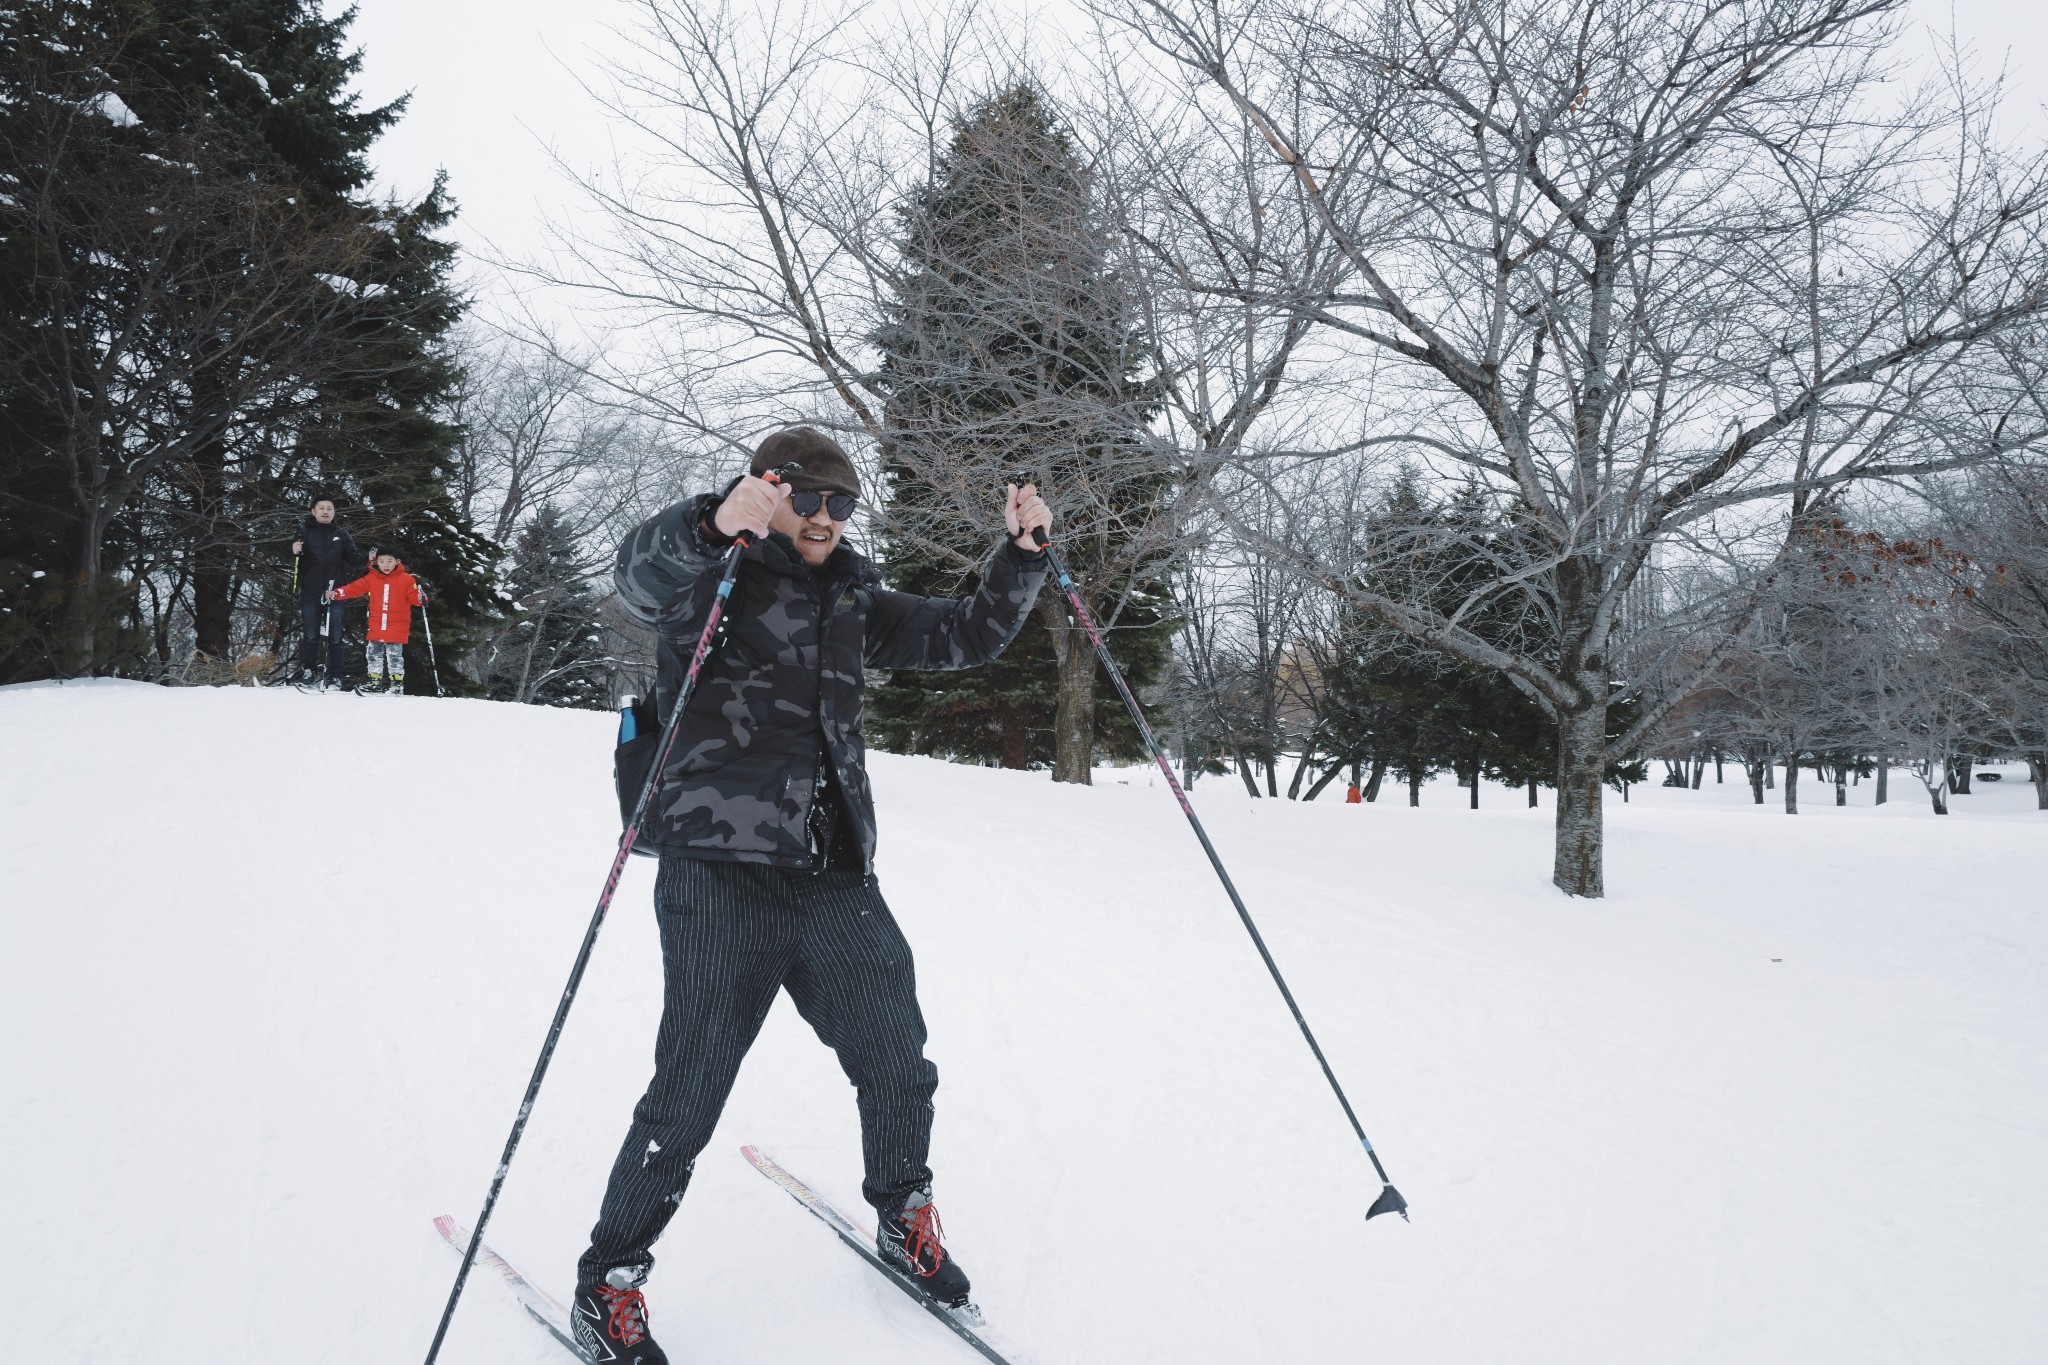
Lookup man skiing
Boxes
[574,426,1051,1365]
[290,497,358,685]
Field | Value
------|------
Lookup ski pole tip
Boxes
[1366,1183,1409,1222]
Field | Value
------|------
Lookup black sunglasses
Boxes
[790,489,857,521]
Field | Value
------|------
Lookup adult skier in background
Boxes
[573,426,1051,1365]
[291,497,357,686]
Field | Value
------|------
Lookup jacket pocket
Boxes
[614,695,663,840]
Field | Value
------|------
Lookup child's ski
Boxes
[739,1145,1019,1365]
[432,1214,585,1360]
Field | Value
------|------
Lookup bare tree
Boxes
[545,3,1245,781]
[1099,0,2048,893]
[1938,461,2048,808]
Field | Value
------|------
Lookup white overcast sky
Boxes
[339,0,2048,326]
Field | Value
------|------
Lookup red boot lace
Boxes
[902,1200,946,1277]
[596,1284,650,1347]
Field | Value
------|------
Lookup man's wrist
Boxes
[698,498,737,547]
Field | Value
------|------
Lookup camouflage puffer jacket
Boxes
[615,492,1048,870]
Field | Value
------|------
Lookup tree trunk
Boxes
[1783,753,1799,814]
[1235,753,1261,797]
[1000,712,1029,770]
[1715,751,1724,784]
[1363,755,1387,802]
[59,505,112,677]
[1469,755,1481,809]
[1304,759,1347,801]
[1950,758,1973,795]
[1285,746,1316,799]
[1875,760,1888,806]
[60,576,100,678]
[1552,702,1607,897]
[1048,615,1095,785]
[190,429,234,660]
[1407,765,1422,806]
[1691,756,1704,790]
[1527,778,1538,807]
[2027,753,2048,809]
[1834,766,1847,806]
[1748,759,1765,804]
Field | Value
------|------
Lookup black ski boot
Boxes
[570,1265,670,1365]
[877,1189,972,1308]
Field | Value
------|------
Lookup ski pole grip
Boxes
[729,462,804,549]
[1007,471,1051,551]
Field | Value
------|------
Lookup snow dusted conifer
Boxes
[481,503,610,709]
[869,84,1171,779]
[0,0,493,685]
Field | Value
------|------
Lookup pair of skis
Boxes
[434,1146,1015,1364]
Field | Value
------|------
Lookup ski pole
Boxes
[419,596,443,698]
[423,462,802,1365]
[1030,526,1409,1222]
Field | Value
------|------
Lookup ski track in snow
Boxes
[2,680,2044,1363]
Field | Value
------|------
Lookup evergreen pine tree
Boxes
[868,84,1171,773]
[1320,472,1557,803]
[297,171,496,696]
[0,0,494,684]
[483,503,609,708]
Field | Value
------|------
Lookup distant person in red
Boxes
[327,549,425,695]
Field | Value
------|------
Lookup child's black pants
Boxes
[577,854,938,1286]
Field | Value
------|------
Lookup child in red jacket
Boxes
[327,550,426,694]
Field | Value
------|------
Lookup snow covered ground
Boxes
[3,680,2045,1364]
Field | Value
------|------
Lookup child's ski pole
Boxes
[419,596,443,697]
[423,462,803,1365]
[1030,525,1408,1223]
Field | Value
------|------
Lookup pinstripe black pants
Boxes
[578,855,939,1284]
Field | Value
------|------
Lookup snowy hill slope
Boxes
[2,681,2045,1364]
